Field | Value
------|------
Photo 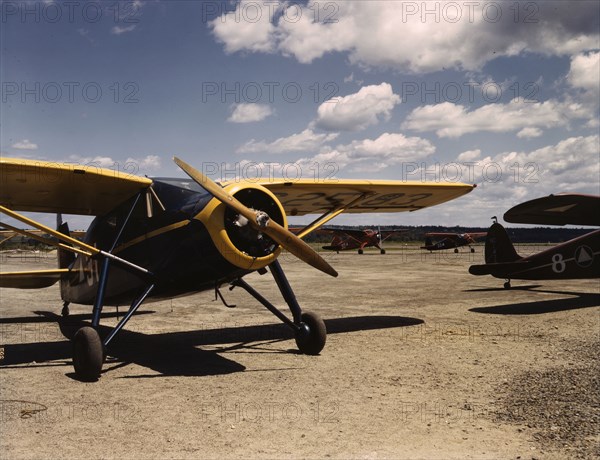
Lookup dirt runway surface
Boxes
[1,247,598,459]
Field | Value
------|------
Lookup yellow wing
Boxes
[0,157,152,215]
[0,229,86,239]
[259,179,475,216]
[0,269,70,289]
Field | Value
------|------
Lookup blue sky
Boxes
[2,0,599,229]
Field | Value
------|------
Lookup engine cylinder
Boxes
[194,183,286,271]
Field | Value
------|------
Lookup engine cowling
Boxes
[194,183,287,271]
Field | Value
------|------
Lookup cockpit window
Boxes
[150,178,213,215]
[151,177,213,193]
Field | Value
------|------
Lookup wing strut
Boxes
[0,205,151,276]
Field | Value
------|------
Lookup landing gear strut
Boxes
[71,282,154,381]
[69,191,156,381]
[232,260,327,355]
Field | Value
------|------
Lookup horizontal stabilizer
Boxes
[469,261,530,276]
[0,269,70,289]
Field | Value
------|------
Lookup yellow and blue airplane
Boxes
[0,156,474,380]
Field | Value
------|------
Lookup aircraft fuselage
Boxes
[60,178,275,305]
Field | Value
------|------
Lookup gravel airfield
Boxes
[1,246,598,459]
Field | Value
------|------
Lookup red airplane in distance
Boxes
[321,228,405,254]
[421,232,487,253]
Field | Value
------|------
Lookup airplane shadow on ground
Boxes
[469,289,600,315]
[0,313,423,379]
[0,310,154,324]
[465,284,544,292]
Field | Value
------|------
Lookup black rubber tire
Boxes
[295,311,327,355]
[358,249,364,255]
[454,248,459,253]
[470,247,475,253]
[503,281,511,289]
[73,327,104,381]
[380,249,386,254]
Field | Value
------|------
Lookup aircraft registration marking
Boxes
[275,192,434,210]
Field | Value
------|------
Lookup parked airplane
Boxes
[321,227,405,254]
[0,157,474,380]
[421,232,487,253]
[469,194,599,288]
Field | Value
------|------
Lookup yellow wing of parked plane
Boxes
[260,179,475,216]
[1,156,475,263]
[0,157,152,215]
[0,269,70,289]
[1,157,475,217]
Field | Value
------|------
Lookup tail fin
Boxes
[57,221,75,269]
[484,222,521,264]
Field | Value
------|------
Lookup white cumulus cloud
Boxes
[111,25,136,35]
[315,83,400,131]
[210,0,278,53]
[410,135,600,224]
[567,51,600,98]
[210,1,599,74]
[237,128,339,154]
[517,127,543,139]
[125,155,162,172]
[11,139,38,150]
[228,103,274,123]
[402,98,593,138]
[66,154,162,174]
[297,132,436,173]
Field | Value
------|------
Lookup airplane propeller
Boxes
[173,157,338,277]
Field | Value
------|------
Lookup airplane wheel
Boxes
[61,302,70,317]
[470,248,475,253]
[454,248,459,253]
[73,327,104,381]
[358,249,364,255]
[380,249,386,254]
[295,311,326,355]
[503,281,511,289]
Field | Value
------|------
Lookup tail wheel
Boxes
[73,327,104,381]
[470,247,475,253]
[295,311,326,355]
[358,249,364,255]
[380,249,386,254]
[504,280,511,289]
[454,248,459,253]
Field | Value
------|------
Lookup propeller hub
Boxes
[256,211,270,228]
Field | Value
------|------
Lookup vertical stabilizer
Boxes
[484,222,521,264]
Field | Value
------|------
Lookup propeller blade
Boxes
[173,157,338,277]
[260,219,338,277]
[173,157,256,223]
